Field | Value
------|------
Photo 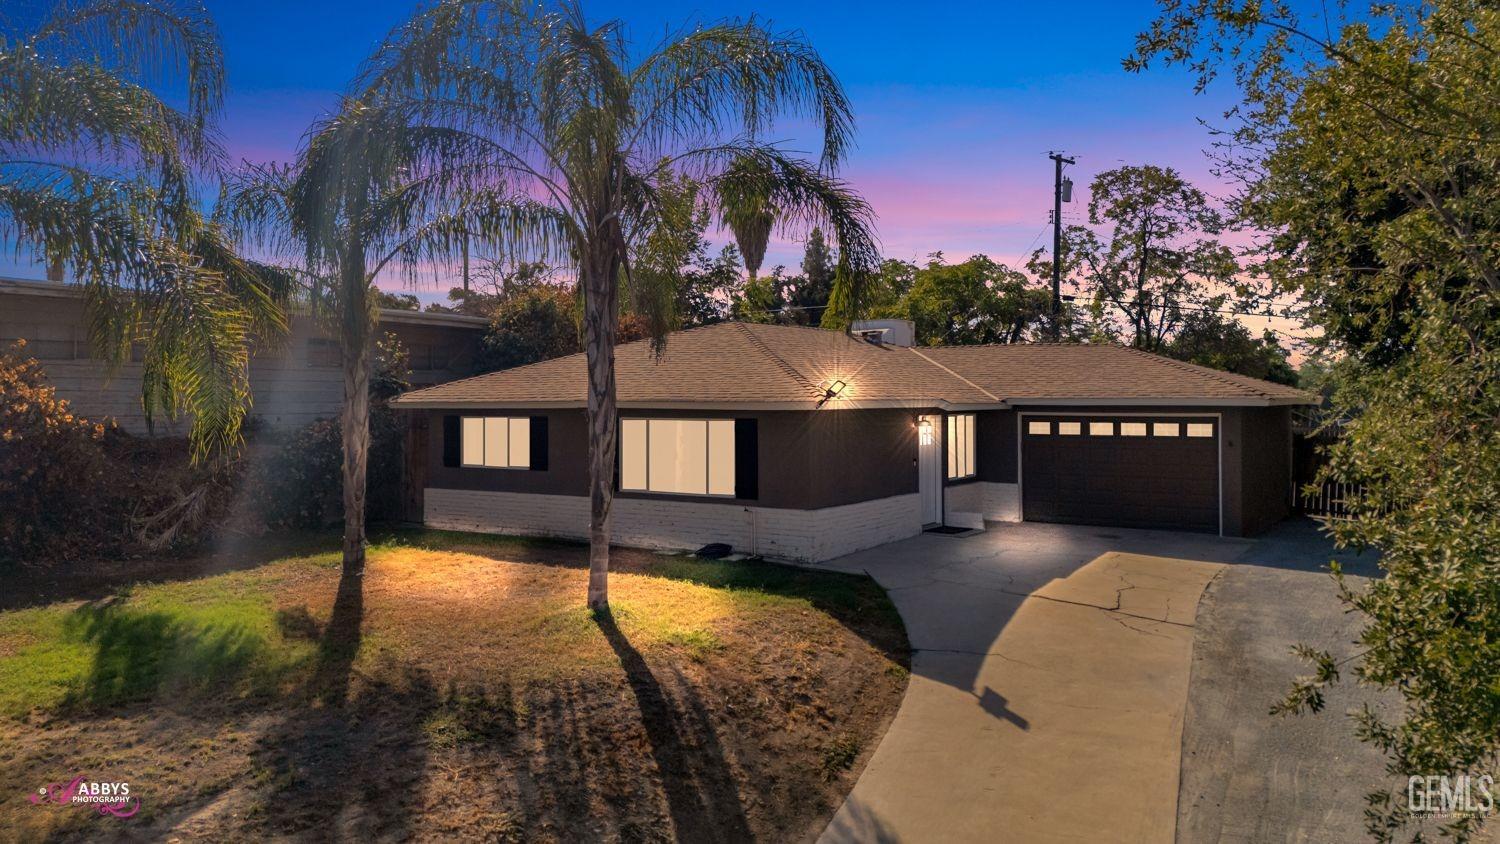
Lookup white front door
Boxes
[918,415,942,525]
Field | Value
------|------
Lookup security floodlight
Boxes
[818,379,848,407]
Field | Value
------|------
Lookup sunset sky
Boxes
[7,0,1279,326]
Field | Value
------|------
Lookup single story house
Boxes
[391,320,1315,562]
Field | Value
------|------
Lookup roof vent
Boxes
[851,319,915,347]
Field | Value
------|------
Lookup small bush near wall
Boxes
[0,341,120,564]
[243,332,409,529]
[2,335,412,567]
[242,407,405,529]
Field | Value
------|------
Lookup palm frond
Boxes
[28,0,225,129]
[629,19,854,169]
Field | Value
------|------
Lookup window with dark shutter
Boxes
[734,418,758,500]
[529,416,548,471]
[441,415,460,467]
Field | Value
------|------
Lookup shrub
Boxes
[0,341,120,565]
[243,407,405,529]
[241,333,410,529]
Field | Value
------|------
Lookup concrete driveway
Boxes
[809,522,1298,844]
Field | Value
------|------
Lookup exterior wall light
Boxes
[818,379,848,407]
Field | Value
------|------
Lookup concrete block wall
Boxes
[945,481,1021,523]
[424,488,923,562]
[1,285,482,435]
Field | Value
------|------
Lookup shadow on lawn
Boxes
[1,530,340,613]
[61,598,277,711]
[594,608,754,843]
[251,569,435,840]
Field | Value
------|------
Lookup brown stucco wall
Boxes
[1236,405,1294,535]
[418,402,1293,535]
[973,409,1018,484]
[420,406,920,511]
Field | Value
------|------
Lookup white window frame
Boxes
[620,417,736,497]
[460,416,531,469]
[946,413,977,480]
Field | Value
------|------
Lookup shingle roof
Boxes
[912,343,1313,404]
[392,322,1314,409]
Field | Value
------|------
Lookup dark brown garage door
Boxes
[1021,415,1220,533]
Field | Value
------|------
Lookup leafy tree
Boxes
[1134,1,1500,838]
[427,260,557,317]
[876,254,1050,345]
[358,0,878,608]
[479,283,580,371]
[1,0,292,461]
[631,169,743,329]
[1062,165,1240,351]
[777,227,836,325]
[1164,311,1297,385]
[732,267,786,323]
[373,290,421,310]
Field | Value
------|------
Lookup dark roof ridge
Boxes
[736,323,825,400]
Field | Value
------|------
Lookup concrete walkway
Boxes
[811,522,1262,844]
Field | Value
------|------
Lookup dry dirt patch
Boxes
[0,533,908,842]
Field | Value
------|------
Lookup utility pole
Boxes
[1048,152,1075,341]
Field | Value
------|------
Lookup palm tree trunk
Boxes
[580,246,619,610]
[340,251,373,576]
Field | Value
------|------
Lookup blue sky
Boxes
[6,0,1241,293]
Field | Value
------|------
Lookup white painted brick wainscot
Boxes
[425,488,923,562]
[944,481,1021,524]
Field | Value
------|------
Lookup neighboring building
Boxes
[392,321,1315,562]
[0,277,487,435]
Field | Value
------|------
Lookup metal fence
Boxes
[1300,479,1364,519]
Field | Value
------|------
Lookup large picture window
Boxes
[621,418,735,496]
[946,413,976,480]
[460,416,531,468]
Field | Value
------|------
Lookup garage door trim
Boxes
[1016,411,1223,536]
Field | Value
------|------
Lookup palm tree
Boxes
[717,154,778,280]
[357,0,879,607]
[226,100,555,576]
[0,0,292,461]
